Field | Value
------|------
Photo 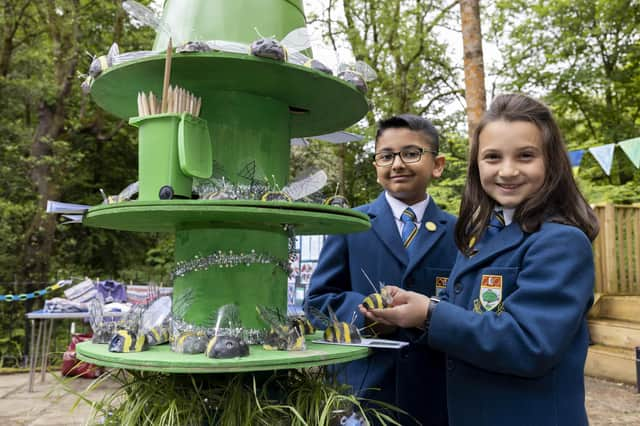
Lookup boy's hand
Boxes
[359,288,429,329]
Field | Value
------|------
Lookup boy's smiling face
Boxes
[373,128,445,205]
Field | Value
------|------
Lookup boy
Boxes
[304,114,457,425]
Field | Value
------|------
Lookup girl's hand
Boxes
[359,287,430,329]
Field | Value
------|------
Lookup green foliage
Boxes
[489,0,640,204]
[295,0,465,212]
[62,368,403,425]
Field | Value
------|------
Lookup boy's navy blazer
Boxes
[305,192,458,425]
[421,221,594,426]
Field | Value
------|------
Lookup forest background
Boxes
[0,0,639,363]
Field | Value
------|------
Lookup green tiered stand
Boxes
[77,0,370,372]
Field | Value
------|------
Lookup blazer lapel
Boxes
[455,223,525,278]
[368,193,408,267]
[404,200,448,275]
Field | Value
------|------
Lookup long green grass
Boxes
[59,367,405,425]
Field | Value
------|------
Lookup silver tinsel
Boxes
[172,249,289,280]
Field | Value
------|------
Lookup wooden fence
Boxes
[592,203,640,294]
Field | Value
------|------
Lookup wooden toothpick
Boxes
[161,38,173,113]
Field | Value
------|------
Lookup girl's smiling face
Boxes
[477,120,546,209]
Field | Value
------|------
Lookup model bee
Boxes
[337,61,377,95]
[140,295,172,346]
[251,27,310,63]
[88,296,117,344]
[174,330,208,354]
[109,306,147,353]
[309,306,362,344]
[360,268,392,310]
[288,314,315,336]
[256,305,306,351]
[205,304,249,359]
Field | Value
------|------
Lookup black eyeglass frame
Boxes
[372,147,438,167]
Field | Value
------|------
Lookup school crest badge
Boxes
[435,276,448,296]
[479,275,502,311]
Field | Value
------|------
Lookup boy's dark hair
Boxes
[455,93,599,253]
[375,114,440,153]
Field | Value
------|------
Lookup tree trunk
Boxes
[20,1,79,280]
[460,0,486,145]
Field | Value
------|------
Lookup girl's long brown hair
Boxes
[455,94,599,254]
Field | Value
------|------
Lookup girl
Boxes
[361,93,598,426]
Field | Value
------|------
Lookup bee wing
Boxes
[282,170,327,200]
[172,288,195,321]
[107,43,120,63]
[256,304,287,326]
[337,62,351,74]
[214,304,241,333]
[355,61,377,81]
[140,295,172,334]
[209,40,251,55]
[308,131,364,144]
[88,298,103,331]
[237,160,257,184]
[112,50,162,66]
[122,0,171,36]
[116,181,139,201]
[326,305,340,324]
[280,27,311,53]
[307,306,331,327]
[287,50,310,66]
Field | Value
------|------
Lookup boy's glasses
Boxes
[373,148,437,167]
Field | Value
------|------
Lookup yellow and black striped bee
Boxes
[205,304,250,359]
[288,315,315,336]
[206,335,250,359]
[260,191,292,202]
[323,195,350,208]
[303,58,333,75]
[108,305,147,353]
[360,268,393,310]
[174,330,208,354]
[309,306,362,344]
[144,323,170,346]
[109,329,146,353]
[256,305,306,351]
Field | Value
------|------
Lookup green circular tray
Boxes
[83,200,371,234]
[91,52,368,137]
[76,335,369,373]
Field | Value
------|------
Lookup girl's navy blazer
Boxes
[425,221,593,426]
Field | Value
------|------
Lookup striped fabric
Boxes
[401,208,418,248]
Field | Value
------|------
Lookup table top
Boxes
[26,310,125,320]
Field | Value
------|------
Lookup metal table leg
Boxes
[27,319,37,392]
[28,319,43,392]
[40,319,55,383]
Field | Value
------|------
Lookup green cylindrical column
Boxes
[154,0,306,49]
[174,227,289,329]
[202,92,291,186]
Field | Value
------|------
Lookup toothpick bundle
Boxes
[136,87,202,117]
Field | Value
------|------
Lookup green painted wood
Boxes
[204,91,290,186]
[90,54,368,137]
[153,0,306,49]
[173,227,288,328]
[83,201,371,235]
[76,336,369,373]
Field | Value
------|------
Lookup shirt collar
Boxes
[496,207,515,226]
[385,191,430,223]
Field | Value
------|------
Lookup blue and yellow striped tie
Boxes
[485,210,505,239]
[401,208,418,248]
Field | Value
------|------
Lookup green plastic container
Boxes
[130,113,212,200]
